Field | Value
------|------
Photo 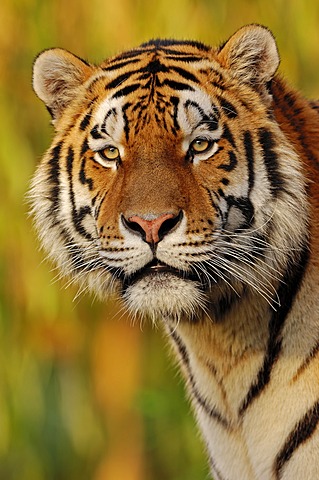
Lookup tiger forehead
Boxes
[92,86,220,145]
[86,42,228,144]
[96,42,222,99]
[102,39,216,73]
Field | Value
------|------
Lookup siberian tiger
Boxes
[29,24,319,479]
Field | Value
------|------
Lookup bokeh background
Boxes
[1,1,319,479]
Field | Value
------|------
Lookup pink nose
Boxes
[124,212,182,244]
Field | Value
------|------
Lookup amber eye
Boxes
[190,138,212,154]
[99,145,120,160]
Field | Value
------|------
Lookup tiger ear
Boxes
[218,24,280,92]
[33,48,94,121]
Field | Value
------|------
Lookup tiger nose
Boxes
[122,211,183,245]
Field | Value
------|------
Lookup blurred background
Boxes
[1,0,319,479]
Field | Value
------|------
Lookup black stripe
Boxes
[222,123,236,148]
[310,102,319,116]
[101,108,117,135]
[111,83,140,99]
[122,102,132,141]
[113,49,146,61]
[87,96,98,108]
[218,96,238,119]
[104,108,117,121]
[67,146,93,241]
[137,72,152,81]
[209,69,226,83]
[140,38,210,52]
[184,99,219,130]
[170,66,199,84]
[162,79,195,91]
[79,139,94,190]
[79,111,92,131]
[87,77,105,93]
[211,80,226,91]
[239,244,310,416]
[292,340,319,381]
[274,400,319,479]
[204,186,224,221]
[225,195,254,228]
[166,55,204,62]
[243,131,254,193]
[81,138,90,155]
[48,143,62,186]
[208,70,226,90]
[154,110,170,132]
[102,58,140,71]
[170,96,180,133]
[141,59,169,75]
[105,71,136,90]
[47,142,63,217]
[283,92,297,109]
[218,151,238,171]
[95,190,109,220]
[90,125,104,140]
[258,128,284,195]
[79,159,93,190]
[169,329,229,428]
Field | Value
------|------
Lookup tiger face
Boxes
[30,25,307,321]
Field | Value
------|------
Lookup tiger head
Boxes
[30,25,307,321]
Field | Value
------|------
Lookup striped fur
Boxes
[30,25,319,479]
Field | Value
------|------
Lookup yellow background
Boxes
[1,1,319,479]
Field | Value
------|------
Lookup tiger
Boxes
[29,24,319,479]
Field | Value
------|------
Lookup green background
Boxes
[1,0,319,479]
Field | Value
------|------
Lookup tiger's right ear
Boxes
[218,25,280,95]
[32,49,94,121]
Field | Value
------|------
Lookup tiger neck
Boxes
[165,241,309,418]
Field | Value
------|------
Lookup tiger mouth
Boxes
[123,259,196,288]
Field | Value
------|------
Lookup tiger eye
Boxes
[100,146,119,160]
[191,138,211,153]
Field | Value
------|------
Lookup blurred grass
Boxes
[0,0,319,478]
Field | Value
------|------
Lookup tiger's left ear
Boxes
[33,48,95,121]
[218,24,280,92]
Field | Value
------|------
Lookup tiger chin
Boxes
[30,24,319,480]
